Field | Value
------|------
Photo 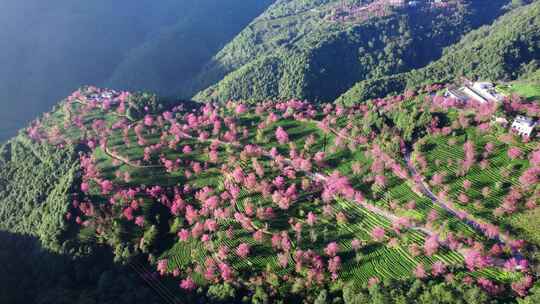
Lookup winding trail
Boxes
[168,126,470,251]
[95,108,520,268]
[305,120,523,265]
[403,149,514,245]
[103,145,164,169]
[403,148,525,265]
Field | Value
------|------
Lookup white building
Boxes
[472,82,505,102]
[452,82,505,104]
[511,115,537,137]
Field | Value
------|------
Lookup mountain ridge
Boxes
[336,0,540,104]
[192,0,514,103]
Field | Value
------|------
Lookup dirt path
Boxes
[98,112,517,267]
[403,150,514,245]
[103,145,164,169]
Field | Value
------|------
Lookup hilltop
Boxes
[2,80,538,302]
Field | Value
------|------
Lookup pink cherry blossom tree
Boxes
[424,234,440,256]
[275,126,289,145]
[236,243,251,258]
[371,226,385,242]
[324,242,339,257]
[508,147,522,160]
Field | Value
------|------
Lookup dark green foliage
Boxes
[314,289,329,304]
[407,1,540,86]
[251,286,270,304]
[198,55,286,102]
[206,283,236,303]
[519,66,540,82]
[0,135,79,252]
[341,279,493,304]
[194,0,512,103]
[518,283,540,304]
[336,74,408,106]
[337,0,540,104]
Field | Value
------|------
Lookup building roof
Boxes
[472,82,504,102]
[474,82,494,89]
[446,88,469,101]
[513,115,536,127]
[462,86,488,103]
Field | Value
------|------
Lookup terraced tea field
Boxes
[27,86,536,296]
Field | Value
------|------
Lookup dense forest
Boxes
[0,135,79,252]
[192,0,514,103]
[336,0,540,105]
[0,136,162,303]
[0,231,162,304]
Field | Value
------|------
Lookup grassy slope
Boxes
[510,208,540,245]
[498,81,540,102]
[336,0,540,105]
[193,0,511,103]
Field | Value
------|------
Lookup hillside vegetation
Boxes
[2,1,540,303]
[0,231,161,304]
[337,0,540,105]
[193,0,512,103]
[13,82,539,302]
[0,135,79,252]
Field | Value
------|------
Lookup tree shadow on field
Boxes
[420,142,436,153]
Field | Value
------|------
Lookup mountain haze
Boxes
[0,0,273,142]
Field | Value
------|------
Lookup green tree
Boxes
[207,283,236,303]
[314,289,328,304]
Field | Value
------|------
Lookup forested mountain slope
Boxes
[336,0,540,105]
[0,0,272,143]
[521,69,540,82]
[0,135,79,252]
[193,0,513,103]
